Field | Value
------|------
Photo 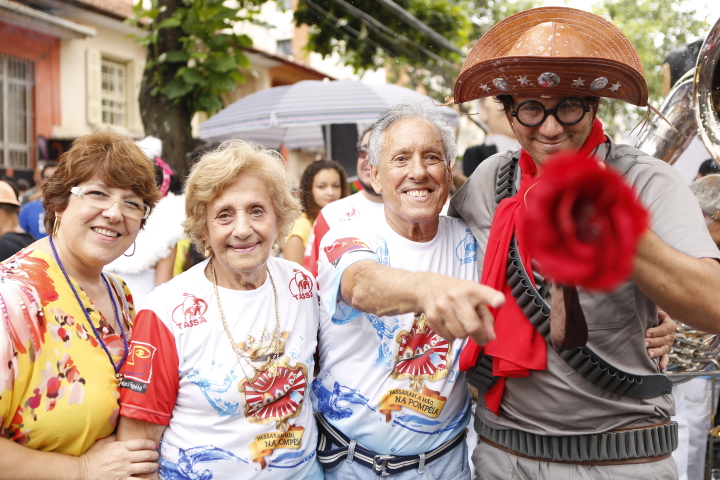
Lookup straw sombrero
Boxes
[454,7,648,107]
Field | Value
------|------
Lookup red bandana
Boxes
[459,118,608,415]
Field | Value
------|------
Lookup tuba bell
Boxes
[636,15,720,166]
[635,16,720,380]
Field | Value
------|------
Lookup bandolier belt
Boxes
[465,153,673,399]
[476,417,678,465]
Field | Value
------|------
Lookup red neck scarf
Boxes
[460,118,607,415]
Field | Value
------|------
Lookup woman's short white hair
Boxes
[367,100,457,168]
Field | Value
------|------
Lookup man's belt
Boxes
[476,417,678,465]
[315,413,466,476]
[466,154,673,400]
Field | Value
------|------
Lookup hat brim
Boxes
[454,7,648,106]
[456,57,648,106]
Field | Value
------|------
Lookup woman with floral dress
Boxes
[0,130,161,479]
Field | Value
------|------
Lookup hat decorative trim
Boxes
[454,7,649,106]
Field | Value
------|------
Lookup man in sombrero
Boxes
[450,6,720,478]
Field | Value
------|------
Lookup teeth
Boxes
[406,190,429,197]
[93,227,119,238]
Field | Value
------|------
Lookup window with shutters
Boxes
[0,53,34,169]
[101,58,127,127]
[87,49,139,132]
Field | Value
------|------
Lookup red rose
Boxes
[517,152,648,290]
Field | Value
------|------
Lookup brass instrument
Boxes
[636,17,720,380]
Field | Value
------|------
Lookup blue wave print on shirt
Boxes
[187,366,240,416]
[312,379,372,420]
[392,406,470,435]
[269,449,317,469]
[364,312,399,367]
[159,444,247,480]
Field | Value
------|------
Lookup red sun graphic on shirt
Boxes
[240,361,308,429]
[392,314,452,391]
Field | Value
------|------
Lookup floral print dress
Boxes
[0,248,134,455]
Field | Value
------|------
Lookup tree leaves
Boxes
[130,0,260,116]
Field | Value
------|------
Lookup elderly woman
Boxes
[0,130,160,478]
[117,141,322,479]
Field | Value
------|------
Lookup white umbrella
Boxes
[198,80,459,149]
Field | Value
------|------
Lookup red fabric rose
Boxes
[517,152,649,290]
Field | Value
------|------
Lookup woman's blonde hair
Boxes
[183,140,301,255]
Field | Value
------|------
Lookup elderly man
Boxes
[311,100,674,479]
[303,126,384,276]
[313,101,501,479]
[449,7,720,478]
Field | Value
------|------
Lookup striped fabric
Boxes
[198,80,459,149]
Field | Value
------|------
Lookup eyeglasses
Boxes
[71,186,150,219]
[703,209,720,222]
[356,146,369,159]
[511,97,591,128]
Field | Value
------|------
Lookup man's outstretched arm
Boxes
[340,259,505,345]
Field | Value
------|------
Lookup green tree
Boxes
[591,0,709,138]
[129,0,261,177]
[294,0,475,100]
[293,0,540,106]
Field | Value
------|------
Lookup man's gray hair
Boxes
[690,174,720,224]
[367,100,457,168]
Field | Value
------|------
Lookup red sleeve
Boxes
[119,310,179,426]
[302,212,330,277]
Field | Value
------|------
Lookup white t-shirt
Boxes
[119,257,322,479]
[313,214,480,455]
[302,191,384,276]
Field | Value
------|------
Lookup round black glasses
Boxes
[511,97,591,128]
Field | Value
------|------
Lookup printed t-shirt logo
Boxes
[340,205,360,221]
[323,237,373,266]
[379,314,451,421]
[120,342,157,393]
[171,293,208,329]
[240,361,309,469]
[455,229,478,265]
[289,269,313,300]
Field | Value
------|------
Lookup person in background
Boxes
[174,141,223,277]
[462,97,519,177]
[19,163,44,206]
[117,140,322,479]
[303,126,384,276]
[671,173,720,480]
[0,180,34,261]
[19,162,58,240]
[106,136,185,307]
[284,159,348,264]
[15,178,30,202]
[0,130,160,479]
[695,158,720,180]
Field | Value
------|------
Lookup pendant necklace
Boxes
[209,260,282,393]
[49,236,128,383]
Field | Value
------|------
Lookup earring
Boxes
[123,242,136,257]
[52,216,61,236]
[204,246,212,257]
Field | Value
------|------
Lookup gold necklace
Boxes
[210,260,282,393]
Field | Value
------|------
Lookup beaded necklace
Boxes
[49,236,128,383]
